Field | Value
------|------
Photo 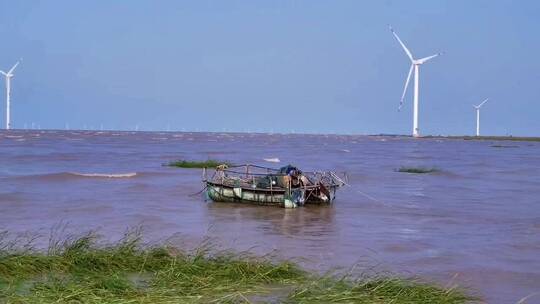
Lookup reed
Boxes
[0,230,474,303]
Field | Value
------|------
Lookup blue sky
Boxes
[0,0,539,135]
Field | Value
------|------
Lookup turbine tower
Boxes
[0,60,21,130]
[390,26,442,137]
[473,98,489,137]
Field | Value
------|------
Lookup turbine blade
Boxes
[399,64,414,110]
[8,61,20,74]
[0,71,6,76]
[477,98,489,108]
[417,53,442,64]
[389,25,414,62]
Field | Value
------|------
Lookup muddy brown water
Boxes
[1,130,539,303]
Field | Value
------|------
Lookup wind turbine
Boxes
[0,60,21,130]
[473,98,489,136]
[390,26,442,137]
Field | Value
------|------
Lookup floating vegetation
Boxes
[490,145,519,148]
[166,159,231,168]
[396,166,439,174]
[0,230,474,303]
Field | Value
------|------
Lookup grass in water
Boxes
[166,159,231,168]
[396,166,439,174]
[0,230,475,303]
[490,145,519,148]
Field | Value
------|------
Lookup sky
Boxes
[0,0,539,136]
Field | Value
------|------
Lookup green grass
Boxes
[286,277,472,304]
[0,230,475,303]
[396,167,439,174]
[166,159,231,168]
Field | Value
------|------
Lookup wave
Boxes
[69,172,138,178]
[12,171,139,182]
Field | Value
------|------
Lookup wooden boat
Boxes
[203,164,346,208]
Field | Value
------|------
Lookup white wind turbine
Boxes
[473,98,489,136]
[0,60,21,130]
[390,26,442,137]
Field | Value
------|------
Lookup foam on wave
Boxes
[69,172,138,178]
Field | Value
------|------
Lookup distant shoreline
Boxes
[1,129,539,141]
[372,134,540,142]
[417,135,540,142]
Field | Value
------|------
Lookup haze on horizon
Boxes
[0,0,539,136]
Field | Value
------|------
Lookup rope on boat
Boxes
[189,185,208,197]
[348,186,390,206]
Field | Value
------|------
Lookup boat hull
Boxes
[205,181,334,208]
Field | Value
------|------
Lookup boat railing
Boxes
[203,164,346,189]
